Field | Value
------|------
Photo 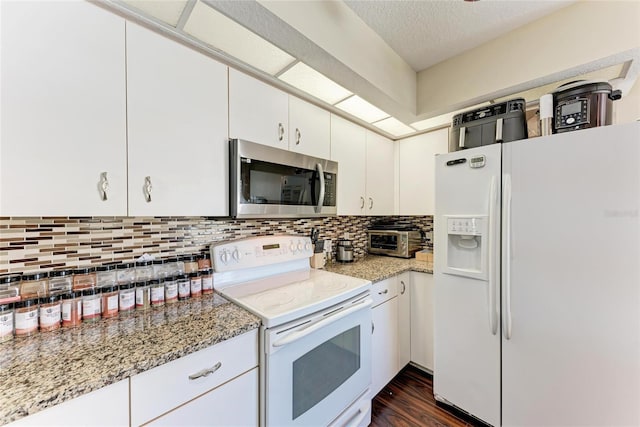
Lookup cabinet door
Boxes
[410,272,434,372]
[397,272,411,369]
[371,297,399,397]
[126,23,228,216]
[365,131,395,215]
[330,115,367,215]
[0,1,127,216]
[398,128,449,215]
[229,68,289,150]
[7,379,129,427]
[147,368,258,427]
[289,96,331,159]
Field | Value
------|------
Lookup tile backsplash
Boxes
[0,216,433,275]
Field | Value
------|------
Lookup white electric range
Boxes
[211,235,372,427]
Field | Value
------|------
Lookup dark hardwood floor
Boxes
[370,365,485,427]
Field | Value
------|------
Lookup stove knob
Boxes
[297,241,303,251]
[220,250,230,264]
[232,248,241,261]
[305,242,312,252]
[290,242,297,253]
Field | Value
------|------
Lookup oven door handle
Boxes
[272,298,373,348]
[314,163,325,214]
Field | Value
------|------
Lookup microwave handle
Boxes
[315,163,325,213]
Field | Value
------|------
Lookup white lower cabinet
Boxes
[130,329,258,426]
[7,380,129,427]
[410,272,435,371]
[397,272,411,369]
[370,278,399,397]
[146,368,258,427]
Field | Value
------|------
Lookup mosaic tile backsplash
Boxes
[0,216,433,275]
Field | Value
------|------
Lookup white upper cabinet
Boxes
[126,23,229,216]
[330,115,367,215]
[288,96,331,159]
[398,128,449,215]
[229,68,289,150]
[366,131,395,215]
[0,1,127,216]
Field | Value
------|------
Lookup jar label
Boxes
[190,278,202,296]
[151,286,165,303]
[178,281,190,298]
[15,309,38,334]
[119,289,135,310]
[165,283,178,301]
[107,294,119,311]
[82,298,101,319]
[202,276,213,292]
[40,304,61,327]
[61,300,82,322]
[0,313,13,338]
[136,288,150,307]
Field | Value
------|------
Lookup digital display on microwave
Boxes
[263,244,280,250]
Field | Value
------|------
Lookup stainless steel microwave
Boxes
[229,139,338,218]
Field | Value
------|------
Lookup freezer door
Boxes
[434,144,501,426]
[501,122,640,426]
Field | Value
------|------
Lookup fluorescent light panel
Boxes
[183,1,295,75]
[373,117,416,137]
[335,95,389,123]
[278,62,352,105]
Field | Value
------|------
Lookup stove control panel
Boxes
[211,235,313,272]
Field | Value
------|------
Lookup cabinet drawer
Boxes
[131,329,258,426]
[371,278,397,307]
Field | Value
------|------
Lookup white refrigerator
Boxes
[433,122,640,426]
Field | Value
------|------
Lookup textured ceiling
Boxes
[344,0,576,71]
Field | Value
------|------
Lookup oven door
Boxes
[262,294,372,427]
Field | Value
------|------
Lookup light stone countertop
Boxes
[0,293,260,425]
[323,254,433,282]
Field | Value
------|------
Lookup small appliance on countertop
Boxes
[551,80,622,134]
[367,221,422,259]
[449,98,528,152]
[335,239,354,263]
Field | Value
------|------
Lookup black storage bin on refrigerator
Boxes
[449,98,528,152]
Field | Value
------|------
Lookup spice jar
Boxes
[73,267,96,291]
[0,274,22,303]
[201,268,213,295]
[150,279,165,307]
[165,258,184,277]
[135,261,154,282]
[48,270,73,294]
[152,259,166,279]
[135,281,151,311]
[101,284,119,319]
[116,262,136,285]
[82,287,102,323]
[0,303,15,342]
[198,252,212,270]
[181,255,199,274]
[61,291,82,327]
[20,272,49,299]
[189,271,202,298]
[177,274,190,301]
[96,265,117,288]
[164,276,178,304]
[118,282,136,315]
[15,298,39,337]
[39,294,61,332]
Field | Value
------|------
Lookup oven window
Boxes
[292,326,361,420]
[371,234,398,250]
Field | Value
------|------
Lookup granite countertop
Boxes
[0,293,260,425]
[323,255,433,282]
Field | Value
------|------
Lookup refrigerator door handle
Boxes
[488,176,498,335]
[502,173,513,340]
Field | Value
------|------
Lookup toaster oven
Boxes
[367,230,421,258]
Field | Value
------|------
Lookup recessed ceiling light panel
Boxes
[335,95,389,123]
[373,117,416,137]
[278,62,352,104]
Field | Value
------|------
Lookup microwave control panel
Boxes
[555,98,590,129]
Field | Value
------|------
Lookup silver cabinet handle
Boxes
[144,176,152,203]
[99,172,109,201]
[295,128,301,145]
[400,280,406,295]
[360,196,365,209]
[278,123,285,142]
[378,289,388,295]
[371,321,375,335]
[188,361,222,380]
[368,197,373,210]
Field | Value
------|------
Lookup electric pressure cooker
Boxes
[552,80,622,134]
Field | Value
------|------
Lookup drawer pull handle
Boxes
[378,289,388,295]
[188,361,222,380]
